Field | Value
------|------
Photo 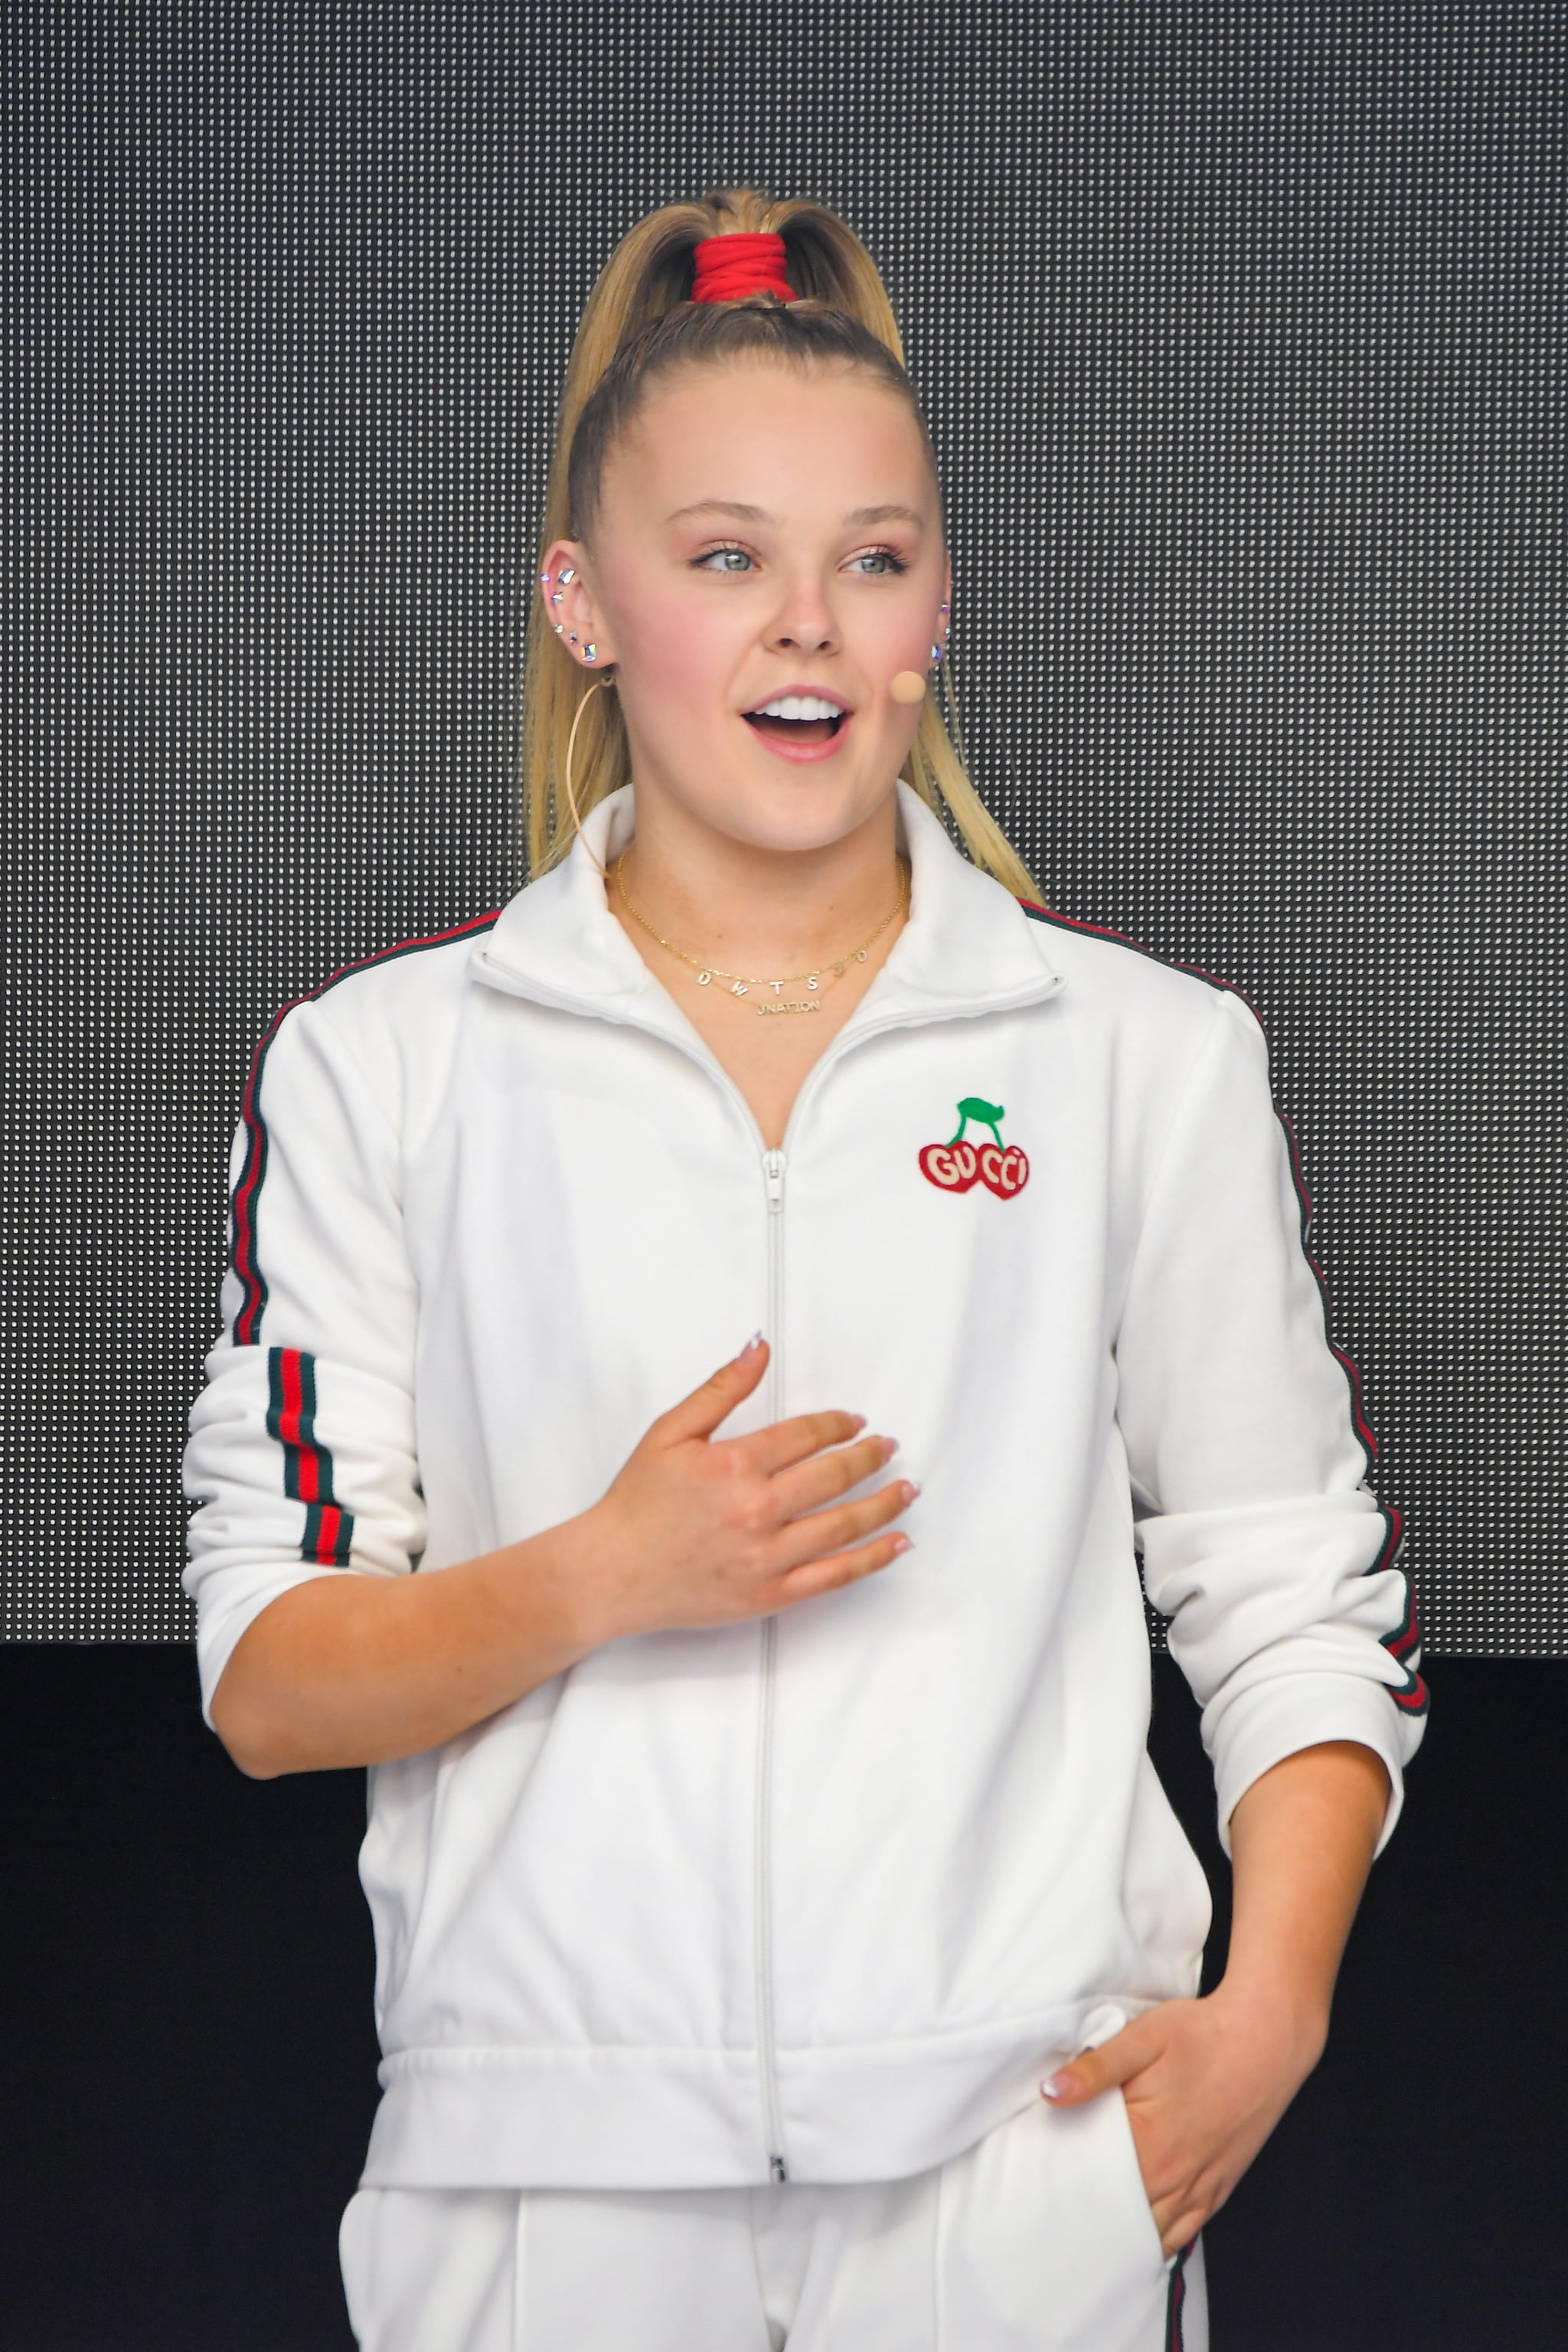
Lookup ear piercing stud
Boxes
[543,567,594,662]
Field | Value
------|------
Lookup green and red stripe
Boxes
[1020,899,1428,1719]
[1018,899,1266,1026]
[230,913,498,1346]
[1165,2236,1194,2347]
[266,1346,354,1566]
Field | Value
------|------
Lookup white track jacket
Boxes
[184,780,1427,2194]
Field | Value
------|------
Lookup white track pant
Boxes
[340,2089,1207,2352]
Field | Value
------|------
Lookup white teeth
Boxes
[749,694,844,720]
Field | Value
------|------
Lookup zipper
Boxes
[468,941,1060,2185]
[756,1144,789,2180]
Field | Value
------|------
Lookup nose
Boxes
[765,573,838,655]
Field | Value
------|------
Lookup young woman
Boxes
[184,188,1427,2351]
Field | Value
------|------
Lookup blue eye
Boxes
[694,543,911,577]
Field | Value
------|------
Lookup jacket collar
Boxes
[470,781,1063,1028]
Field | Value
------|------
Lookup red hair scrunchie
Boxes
[690,230,798,305]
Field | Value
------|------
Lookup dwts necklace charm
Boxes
[615,851,908,1015]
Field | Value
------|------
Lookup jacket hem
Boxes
[358,1998,1162,2190]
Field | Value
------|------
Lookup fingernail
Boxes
[882,1435,900,1459]
[891,1533,914,1554]
[903,1479,921,1501]
[1040,2071,1074,2101]
[740,1331,765,1357]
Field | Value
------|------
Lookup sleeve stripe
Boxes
[266,1344,332,1504]
[266,1347,356,1566]
[302,1501,354,1569]
[230,911,500,1346]
[1274,1107,1380,1464]
[1274,1107,1429,1717]
[1017,897,1266,1024]
[1020,897,1429,1720]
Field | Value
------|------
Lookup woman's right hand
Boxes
[586,1333,916,1640]
[211,1333,912,1779]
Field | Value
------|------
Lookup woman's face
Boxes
[542,359,950,859]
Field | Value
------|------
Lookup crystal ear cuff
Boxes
[541,567,596,660]
[931,597,950,667]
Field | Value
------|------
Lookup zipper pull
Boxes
[769,2153,789,2183]
[762,1147,786,1211]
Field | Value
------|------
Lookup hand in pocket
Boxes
[1040,1991,1317,2257]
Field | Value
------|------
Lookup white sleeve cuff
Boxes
[1205,1670,1413,1860]
[194,1561,360,1730]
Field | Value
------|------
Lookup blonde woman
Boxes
[185,188,1426,2351]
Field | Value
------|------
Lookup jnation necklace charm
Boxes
[616,851,908,1016]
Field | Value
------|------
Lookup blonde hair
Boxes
[522,185,1040,902]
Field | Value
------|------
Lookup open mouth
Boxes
[743,695,848,746]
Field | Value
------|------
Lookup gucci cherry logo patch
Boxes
[918,1096,1030,1199]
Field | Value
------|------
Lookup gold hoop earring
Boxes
[563,673,612,879]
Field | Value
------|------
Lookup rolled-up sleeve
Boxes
[183,995,426,1727]
[1114,985,1428,1857]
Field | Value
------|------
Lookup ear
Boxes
[537,539,616,668]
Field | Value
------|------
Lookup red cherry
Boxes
[919,1139,982,1192]
[978,1142,1030,1197]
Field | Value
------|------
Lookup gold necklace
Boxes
[615,851,909,1018]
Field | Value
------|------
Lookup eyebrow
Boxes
[664,498,927,531]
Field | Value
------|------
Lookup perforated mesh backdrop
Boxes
[2,2,1561,1645]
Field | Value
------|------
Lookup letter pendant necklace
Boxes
[615,850,908,1017]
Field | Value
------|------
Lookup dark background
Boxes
[4,1650,1563,2350]
[2,2,1563,2344]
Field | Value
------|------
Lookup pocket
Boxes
[1105,2087,1174,2275]
[338,2188,383,2348]
[336,2187,520,2352]
[936,2094,1174,2348]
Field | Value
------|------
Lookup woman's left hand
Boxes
[1042,1740,1392,2254]
[1041,1982,1325,2256]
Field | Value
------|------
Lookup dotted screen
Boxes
[3,2,1560,1646]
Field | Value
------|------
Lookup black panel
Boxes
[2,13,1561,1642]
[0,1648,1563,2350]
[0,1647,377,2351]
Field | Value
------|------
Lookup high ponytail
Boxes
[521,186,1040,902]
